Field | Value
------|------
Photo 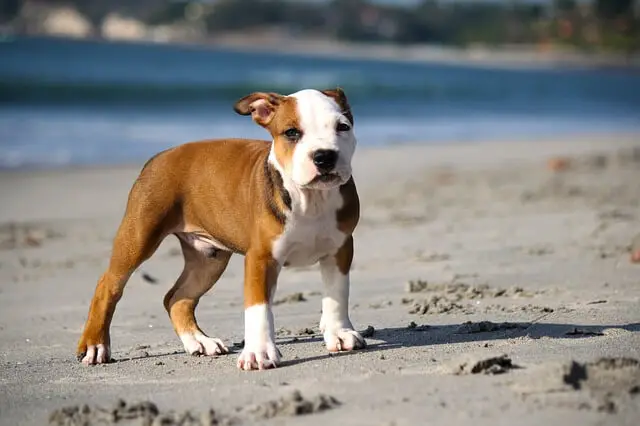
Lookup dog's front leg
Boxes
[319,236,366,352]
[237,250,281,370]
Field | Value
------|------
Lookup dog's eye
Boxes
[284,128,302,141]
[336,122,351,132]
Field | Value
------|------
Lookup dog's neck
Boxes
[267,151,342,218]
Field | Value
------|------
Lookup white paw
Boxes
[237,341,281,371]
[81,344,110,365]
[180,332,228,356]
[324,328,366,352]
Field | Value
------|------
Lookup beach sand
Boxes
[1,133,639,425]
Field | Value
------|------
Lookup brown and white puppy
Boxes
[76,88,365,371]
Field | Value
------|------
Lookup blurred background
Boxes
[1,0,639,169]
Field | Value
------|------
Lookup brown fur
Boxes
[321,88,354,125]
[77,89,359,363]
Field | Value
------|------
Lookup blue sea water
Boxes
[1,36,639,169]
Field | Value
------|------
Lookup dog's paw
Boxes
[324,328,366,352]
[77,343,111,365]
[180,332,228,356]
[237,341,281,371]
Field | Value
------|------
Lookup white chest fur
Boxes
[271,188,346,267]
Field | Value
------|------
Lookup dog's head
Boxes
[234,88,356,190]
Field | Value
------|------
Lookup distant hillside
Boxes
[2,0,638,57]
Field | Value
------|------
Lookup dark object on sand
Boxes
[407,321,431,331]
[140,272,158,284]
[453,354,520,375]
[455,321,529,334]
[296,327,316,336]
[361,325,375,338]
[560,358,640,414]
[244,390,340,419]
[565,328,604,337]
[273,292,307,305]
[49,399,234,426]
[49,399,159,425]
[563,357,640,390]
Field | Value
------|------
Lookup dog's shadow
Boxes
[113,321,640,367]
[277,321,640,367]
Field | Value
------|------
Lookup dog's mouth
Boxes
[318,173,340,182]
[303,172,343,189]
[311,172,341,184]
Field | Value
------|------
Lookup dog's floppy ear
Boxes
[233,92,283,126]
[322,87,353,125]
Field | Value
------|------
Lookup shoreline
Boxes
[1,131,639,175]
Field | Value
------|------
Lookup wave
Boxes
[3,35,636,107]
[0,77,502,105]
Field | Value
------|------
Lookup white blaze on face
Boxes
[288,89,356,187]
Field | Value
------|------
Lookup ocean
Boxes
[1,35,639,169]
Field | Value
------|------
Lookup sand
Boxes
[1,133,639,425]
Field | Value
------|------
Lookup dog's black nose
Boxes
[312,149,338,172]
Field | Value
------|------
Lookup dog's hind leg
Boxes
[164,237,232,356]
[76,217,166,364]
[76,172,177,365]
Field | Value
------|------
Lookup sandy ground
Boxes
[1,133,639,425]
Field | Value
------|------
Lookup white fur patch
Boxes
[269,170,347,267]
[177,231,231,255]
[287,89,357,188]
[237,304,280,370]
[81,343,110,365]
[319,256,366,352]
[266,89,356,268]
[179,332,228,356]
[319,256,353,332]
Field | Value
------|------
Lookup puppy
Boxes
[76,88,365,370]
